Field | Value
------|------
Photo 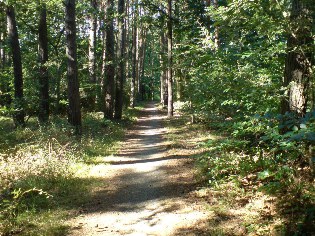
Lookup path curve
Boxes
[69,103,210,235]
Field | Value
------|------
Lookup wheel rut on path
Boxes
[69,103,210,236]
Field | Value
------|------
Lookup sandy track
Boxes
[68,103,210,235]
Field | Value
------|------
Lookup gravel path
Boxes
[69,103,210,235]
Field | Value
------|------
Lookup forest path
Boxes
[68,102,210,235]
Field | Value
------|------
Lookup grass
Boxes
[164,112,315,235]
[0,106,141,235]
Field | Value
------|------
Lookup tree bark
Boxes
[159,27,167,106]
[88,0,98,109]
[213,0,220,49]
[0,13,5,69]
[65,0,82,133]
[130,0,138,108]
[167,0,173,118]
[6,5,25,127]
[139,27,147,93]
[114,0,126,119]
[281,0,313,117]
[38,3,49,123]
[103,0,115,119]
[0,4,10,106]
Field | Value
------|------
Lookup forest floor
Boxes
[67,102,211,235]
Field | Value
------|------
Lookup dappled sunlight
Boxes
[68,103,210,235]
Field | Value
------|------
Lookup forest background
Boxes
[0,0,314,235]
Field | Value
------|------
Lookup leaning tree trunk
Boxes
[281,0,313,117]
[6,5,25,127]
[38,3,49,123]
[103,0,115,119]
[65,0,82,134]
[167,0,173,118]
[114,0,126,120]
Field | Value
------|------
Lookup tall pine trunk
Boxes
[0,5,11,107]
[38,3,49,123]
[167,0,173,118]
[159,29,165,105]
[88,0,97,109]
[65,0,82,133]
[130,0,138,108]
[103,0,115,119]
[6,5,25,127]
[138,26,147,99]
[114,0,126,119]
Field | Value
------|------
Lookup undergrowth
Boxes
[0,107,140,235]
[165,107,315,235]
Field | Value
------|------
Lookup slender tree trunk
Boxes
[6,5,25,127]
[130,0,138,108]
[281,0,313,117]
[114,0,126,119]
[0,5,10,106]
[38,3,49,123]
[125,0,131,104]
[100,0,106,82]
[88,0,97,84]
[137,24,147,98]
[213,0,219,49]
[65,0,82,133]
[103,0,115,119]
[159,30,165,105]
[139,28,147,87]
[0,3,5,69]
[163,30,168,106]
[167,0,173,117]
[88,0,97,109]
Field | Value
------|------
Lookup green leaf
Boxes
[258,170,270,180]
[300,123,307,129]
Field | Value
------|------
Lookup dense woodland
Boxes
[0,0,314,235]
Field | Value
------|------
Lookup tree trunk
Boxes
[130,0,138,108]
[125,0,131,104]
[88,0,97,109]
[65,0,82,133]
[0,13,5,69]
[6,5,25,127]
[139,27,147,91]
[159,27,167,106]
[103,0,115,119]
[114,0,126,119]
[167,0,173,118]
[0,5,11,107]
[281,0,313,117]
[38,3,49,123]
[213,0,220,49]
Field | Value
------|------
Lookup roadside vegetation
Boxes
[0,107,140,235]
[164,103,315,235]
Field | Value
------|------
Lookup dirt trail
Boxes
[69,103,210,235]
